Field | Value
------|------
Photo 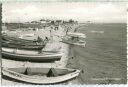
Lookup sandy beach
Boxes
[2,24,80,85]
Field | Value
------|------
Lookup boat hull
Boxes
[2,34,35,43]
[2,34,46,50]
[2,41,45,50]
[61,38,86,47]
[2,67,80,84]
[2,51,62,62]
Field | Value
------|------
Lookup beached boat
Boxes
[67,32,86,38]
[2,67,80,84]
[2,34,48,50]
[2,34,35,43]
[61,32,86,47]
[2,40,45,50]
[61,38,86,47]
[2,34,47,46]
[2,49,62,62]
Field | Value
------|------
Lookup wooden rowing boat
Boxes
[61,36,86,47]
[2,34,48,50]
[2,67,80,84]
[2,34,35,43]
[59,32,86,47]
[67,32,86,38]
[2,34,46,45]
[2,49,62,62]
[61,38,86,47]
[2,40,45,50]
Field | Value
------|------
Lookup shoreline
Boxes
[2,23,80,85]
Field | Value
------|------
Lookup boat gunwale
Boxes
[2,51,63,58]
[2,68,80,84]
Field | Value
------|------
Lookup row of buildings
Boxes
[2,19,78,31]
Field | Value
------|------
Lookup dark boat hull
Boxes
[2,41,45,50]
[2,34,45,46]
[2,34,35,43]
[2,51,62,62]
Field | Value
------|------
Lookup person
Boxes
[66,28,69,35]
[45,37,48,41]
[34,36,43,45]
[37,36,43,43]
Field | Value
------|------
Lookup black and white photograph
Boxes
[1,1,127,85]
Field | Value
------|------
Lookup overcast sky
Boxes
[2,2,126,23]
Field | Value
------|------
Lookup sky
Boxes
[2,2,127,23]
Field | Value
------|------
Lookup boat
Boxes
[67,32,86,38]
[2,34,35,43]
[2,35,44,45]
[2,48,62,62]
[61,38,86,47]
[2,67,80,84]
[61,32,86,47]
[2,40,45,50]
[2,34,48,50]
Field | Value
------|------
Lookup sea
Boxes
[67,23,127,84]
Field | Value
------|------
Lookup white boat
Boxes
[19,33,35,39]
[67,32,86,38]
[2,47,62,62]
[2,67,80,84]
[61,32,86,47]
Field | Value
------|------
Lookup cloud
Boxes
[2,2,126,23]
[67,3,126,22]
